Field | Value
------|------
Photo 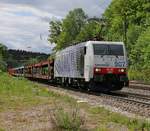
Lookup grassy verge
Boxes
[128,69,150,84]
[87,106,150,130]
[0,72,60,112]
[0,72,149,130]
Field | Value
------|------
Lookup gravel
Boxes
[121,87,150,96]
[40,84,150,121]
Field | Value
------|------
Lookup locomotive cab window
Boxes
[93,44,124,56]
[93,44,108,55]
[109,45,124,56]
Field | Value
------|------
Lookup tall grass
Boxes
[50,104,85,131]
[0,73,85,130]
[0,73,52,97]
[128,69,150,83]
[89,106,150,131]
[0,73,61,112]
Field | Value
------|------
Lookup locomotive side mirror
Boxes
[84,46,86,55]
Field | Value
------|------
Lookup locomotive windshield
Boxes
[93,44,124,56]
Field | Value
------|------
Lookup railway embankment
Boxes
[0,73,150,130]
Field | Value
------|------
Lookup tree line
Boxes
[0,43,49,71]
[7,49,49,68]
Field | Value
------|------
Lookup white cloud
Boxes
[0,0,111,53]
[0,3,52,53]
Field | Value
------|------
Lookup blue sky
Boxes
[0,0,111,54]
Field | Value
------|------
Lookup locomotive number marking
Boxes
[115,61,125,67]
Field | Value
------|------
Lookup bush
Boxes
[0,61,7,72]
[130,27,150,69]
[128,69,150,83]
[50,105,84,131]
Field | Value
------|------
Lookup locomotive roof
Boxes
[87,41,124,45]
[56,41,124,55]
[56,42,86,54]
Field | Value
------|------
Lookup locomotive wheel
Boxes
[61,78,65,88]
[68,78,72,87]
[87,80,95,91]
[115,84,123,90]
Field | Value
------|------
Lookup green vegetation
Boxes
[0,43,7,72]
[50,105,84,130]
[0,73,81,130]
[0,43,49,69]
[87,106,150,131]
[0,73,149,130]
[0,72,76,112]
[48,8,87,50]
[48,1,150,82]
[7,49,49,68]
[128,69,150,83]
[0,73,57,112]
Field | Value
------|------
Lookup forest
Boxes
[0,43,49,71]
[7,49,49,68]
[48,0,150,82]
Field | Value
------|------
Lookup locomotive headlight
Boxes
[120,68,125,72]
[95,68,101,72]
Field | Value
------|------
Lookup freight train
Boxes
[8,41,129,92]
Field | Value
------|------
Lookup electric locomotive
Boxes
[54,41,129,91]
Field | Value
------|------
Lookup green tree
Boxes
[48,20,62,44]
[127,24,143,57]
[103,0,150,45]
[0,43,8,71]
[76,20,104,42]
[48,8,87,50]
[131,27,150,69]
[0,43,7,60]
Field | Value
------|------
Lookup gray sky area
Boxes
[0,0,111,54]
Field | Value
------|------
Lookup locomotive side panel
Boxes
[54,43,85,79]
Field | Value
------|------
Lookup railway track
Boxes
[129,81,150,91]
[37,82,150,118]
[116,91,150,104]
[130,80,150,85]
[27,78,150,118]
[100,93,150,117]
[86,90,150,117]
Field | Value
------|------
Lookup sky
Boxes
[0,0,111,54]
